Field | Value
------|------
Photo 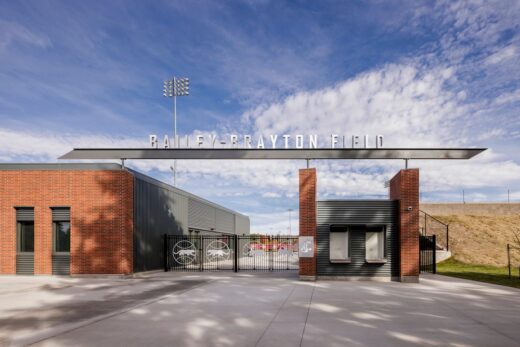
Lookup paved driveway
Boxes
[1,272,519,347]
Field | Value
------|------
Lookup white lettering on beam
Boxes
[148,133,386,149]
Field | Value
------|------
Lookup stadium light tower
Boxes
[288,208,293,235]
[163,77,189,186]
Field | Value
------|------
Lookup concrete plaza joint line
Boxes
[0,273,519,347]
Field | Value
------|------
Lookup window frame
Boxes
[365,225,387,263]
[17,220,35,254]
[329,226,351,263]
[51,207,71,255]
[53,220,71,254]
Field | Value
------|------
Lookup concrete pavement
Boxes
[0,272,519,346]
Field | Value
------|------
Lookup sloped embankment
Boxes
[431,214,520,267]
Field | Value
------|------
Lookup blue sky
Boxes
[1,0,519,233]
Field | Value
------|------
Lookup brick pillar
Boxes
[299,168,317,280]
[389,169,420,283]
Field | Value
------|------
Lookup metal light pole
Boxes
[288,208,293,235]
[163,77,189,186]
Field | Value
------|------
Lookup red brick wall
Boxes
[389,169,420,282]
[299,168,317,279]
[0,170,134,275]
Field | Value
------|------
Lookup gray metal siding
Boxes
[173,192,189,234]
[317,200,399,277]
[16,208,34,221]
[216,210,235,234]
[235,215,250,235]
[52,208,70,221]
[16,254,34,275]
[129,168,246,217]
[133,172,250,272]
[188,199,216,231]
[52,254,70,275]
[133,177,185,272]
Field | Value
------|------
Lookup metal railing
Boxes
[420,210,449,251]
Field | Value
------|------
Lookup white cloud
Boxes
[476,128,506,141]
[248,210,298,235]
[493,89,520,106]
[0,20,51,52]
[0,128,144,161]
[0,0,519,234]
[485,45,517,65]
[1,57,519,204]
[262,192,282,198]
[244,64,466,147]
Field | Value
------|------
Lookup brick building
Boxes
[0,163,249,276]
[56,146,482,282]
[299,168,421,282]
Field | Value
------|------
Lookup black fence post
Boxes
[432,234,436,274]
[199,235,203,272]
[269,235,273,271]
[419,236,422,273]
[424,213,427,236]
[507,244,511,279]
[164,234,168,272]
[234,234,238,273]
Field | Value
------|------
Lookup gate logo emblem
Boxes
[172,240,197,265]
[206,240,230,261]
[299,236,314,258]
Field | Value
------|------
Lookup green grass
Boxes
[437,258,520,289]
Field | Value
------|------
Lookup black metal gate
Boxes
[419,235,436,274]
[164,234,298,272]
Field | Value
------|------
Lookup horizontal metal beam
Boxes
[59,148,486,160]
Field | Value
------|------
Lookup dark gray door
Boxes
[52,208,71,275]
[16,208,34,275]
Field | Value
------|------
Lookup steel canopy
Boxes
[59,148,486,160]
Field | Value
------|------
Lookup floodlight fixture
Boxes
[163,77,190,97]
[163,76,190,186]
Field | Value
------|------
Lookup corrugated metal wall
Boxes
[188,199,216,231]
[216,210,235,234]
[235,214,250,235]
[134,176,185,272]
[317,200,399,278]
[132,171,249,272]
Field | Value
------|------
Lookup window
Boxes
[18,221,34,253]
[52,207,70,253]
[16,207,34,253]
[54,221,70,253]
[330,228,349,262]
[365,227,385,262]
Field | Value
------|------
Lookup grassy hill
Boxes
[427,214,520,267]
[437,258,520,289]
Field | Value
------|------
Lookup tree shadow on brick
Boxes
[70,171,134,274]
